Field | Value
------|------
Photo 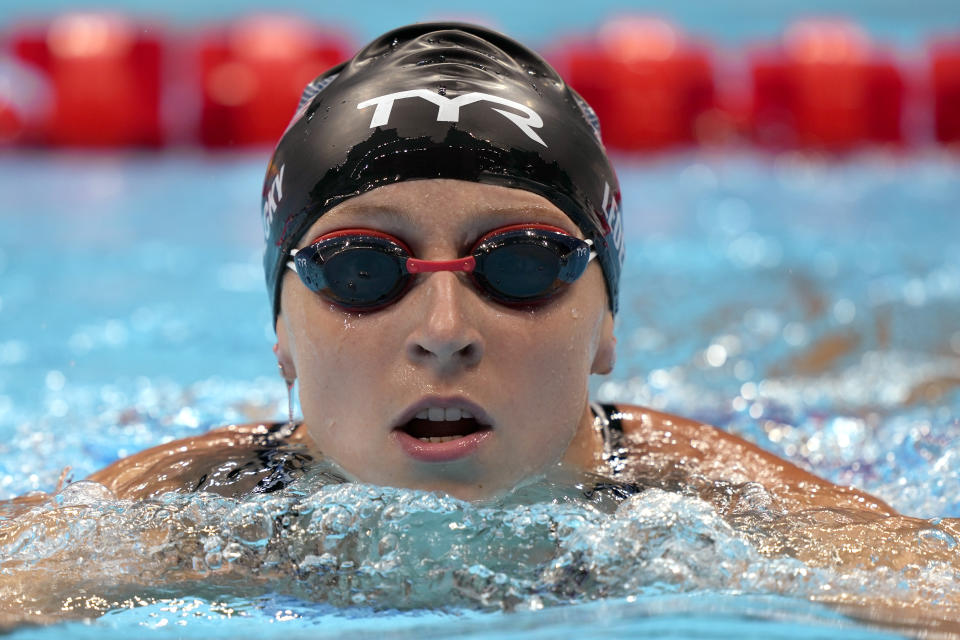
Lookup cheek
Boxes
[283,292,389,424]
[495,287,604,383]
[487,300,602,443]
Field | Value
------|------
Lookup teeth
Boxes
[408,407,482,443]
[417,435,461,443]
[416,406,476,422]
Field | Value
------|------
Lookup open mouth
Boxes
[392,402,494,463]
[399,407,490,443]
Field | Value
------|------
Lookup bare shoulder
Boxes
[611,404,799,483]
[86,422,306,500]
[610,403,896,515]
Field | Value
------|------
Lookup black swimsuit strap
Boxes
[590,402,629,476]
[582,402,645,500]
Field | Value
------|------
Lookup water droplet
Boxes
[919,527,957,550]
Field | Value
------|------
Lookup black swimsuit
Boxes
[189,421,317,496]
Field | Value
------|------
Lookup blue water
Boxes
[1,150,959,637]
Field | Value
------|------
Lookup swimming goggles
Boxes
[287,224,596,311]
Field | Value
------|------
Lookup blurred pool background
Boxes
[0,0,958,45]
[1,0,959,637]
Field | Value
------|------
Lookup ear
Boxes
[274,314,298,383]
[590,311,616,375]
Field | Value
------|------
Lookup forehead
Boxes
[302,179,579,241]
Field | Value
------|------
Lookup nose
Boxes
[405,271,484,372]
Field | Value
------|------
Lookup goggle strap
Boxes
[286,248,300,274]
[287,249,329,291]
[587,238,597,264]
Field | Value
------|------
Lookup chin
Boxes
[401,476,508,502]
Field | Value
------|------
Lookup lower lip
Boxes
[392,429,492,463]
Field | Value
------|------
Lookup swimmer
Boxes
[3,22,960,631]
[77,22,887,512]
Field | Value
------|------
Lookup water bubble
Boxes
[903,279,927,306]
[228,506,274,546]
[378,533,399,555]
[782,322,809,347]
[47,397,69,417]
[56,480,115,505]
[45,370,66,391]
[715,198,752,235]
[918,527,957,551]
[320,504,355,534]
[829,416,863,449]
[68,331,94,353]
[0,340,27,365]
[103,320,128,346]
[173,407,199,429]
[648,369,671,389]
[705,344,728,367]
[832,298,856,324]
[744,309,781,339]
[221,542,243,562]
[202,535,222,553]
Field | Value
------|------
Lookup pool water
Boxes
[1,150,958,637]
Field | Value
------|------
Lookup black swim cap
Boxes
[262,22,623,322]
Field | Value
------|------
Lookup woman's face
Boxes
[276,179,615,500]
